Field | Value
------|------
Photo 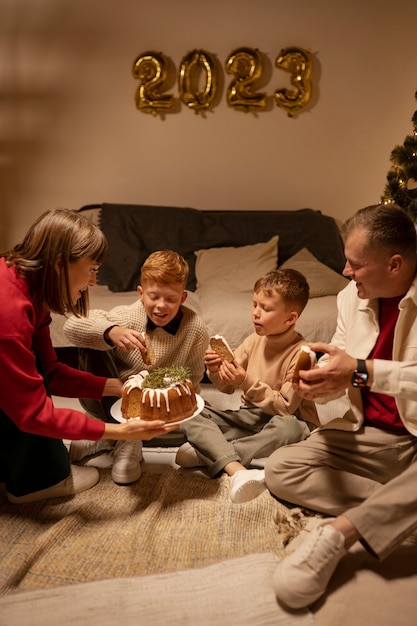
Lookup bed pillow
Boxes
[281,248,349,297]
[194,236,279,291]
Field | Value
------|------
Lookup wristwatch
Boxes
[351,359,368,388]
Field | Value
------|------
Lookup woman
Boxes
[0,208,176,504]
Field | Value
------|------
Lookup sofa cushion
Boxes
[194,236,279,291]
[280,248,349,297]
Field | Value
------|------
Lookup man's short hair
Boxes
[342,203,417,260]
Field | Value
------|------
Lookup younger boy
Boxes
[64,250,209,485]
[176,269,319,503]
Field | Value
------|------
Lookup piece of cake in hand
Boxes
[209,335,235,362]
[292,345,316,383]
[121,366,198,423]
[141,332,156,366]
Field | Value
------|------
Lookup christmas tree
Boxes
[381,94,417,222]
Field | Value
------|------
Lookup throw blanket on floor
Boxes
[0,468,313,596]
[0,553,316,626]
[97,204,346,292]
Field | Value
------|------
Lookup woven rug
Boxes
[0,467,315,597]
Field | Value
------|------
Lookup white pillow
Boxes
[280,248,349,297]
[196,289,254,350]
[194,236,279,291]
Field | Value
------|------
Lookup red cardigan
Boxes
[0,258,106,440]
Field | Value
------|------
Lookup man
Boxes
[265,203,417,609]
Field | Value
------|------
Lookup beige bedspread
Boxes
[50,285,338,349]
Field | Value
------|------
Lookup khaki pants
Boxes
[265,426,417,559]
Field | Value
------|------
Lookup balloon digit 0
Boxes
[178,49,217,114]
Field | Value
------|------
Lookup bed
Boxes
[51,203,349,353]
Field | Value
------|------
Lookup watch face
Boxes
[352,371,368,388]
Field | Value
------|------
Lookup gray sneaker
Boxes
[111,440,143,484]
[273,522,346,609]
[175,443,205,468]
[69,439,115,463]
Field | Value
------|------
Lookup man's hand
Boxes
[293,343,357,400]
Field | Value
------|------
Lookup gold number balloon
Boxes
[178,49,217,114]
[132,51,174,116]
[225,47,267,112]
[274,47,313,117]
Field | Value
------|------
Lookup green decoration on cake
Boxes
[141,366,191,389]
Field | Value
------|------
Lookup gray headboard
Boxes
[79,203,345,292]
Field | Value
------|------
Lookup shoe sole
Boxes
[111,467,142,484]
[231,480,267,504]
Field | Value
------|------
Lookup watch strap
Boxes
[351,359,368,388]
[356,359,367,374]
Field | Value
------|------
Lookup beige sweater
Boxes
[63,300,209,392]
[209,327,319,426]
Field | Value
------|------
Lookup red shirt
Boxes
[0,258,106,440]
[362,295,407,434]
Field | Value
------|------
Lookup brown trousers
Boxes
[265,425,417,559]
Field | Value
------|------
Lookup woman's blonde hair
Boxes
[3,208,108,316]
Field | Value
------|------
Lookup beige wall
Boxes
[2,0,417,249]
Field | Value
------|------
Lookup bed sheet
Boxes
[50,286,337,349]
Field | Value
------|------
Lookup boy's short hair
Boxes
[254,268,310,314]
[140,250,189,287]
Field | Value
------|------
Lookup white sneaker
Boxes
[7,465,99,504]
[111,440,143,484]
[284,517,335,555]
[69,439,115,463]
[273,522,346,609]
[175,443,205,468]
[229,469,266,503]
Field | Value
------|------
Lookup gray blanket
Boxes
[94,204,345,292]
